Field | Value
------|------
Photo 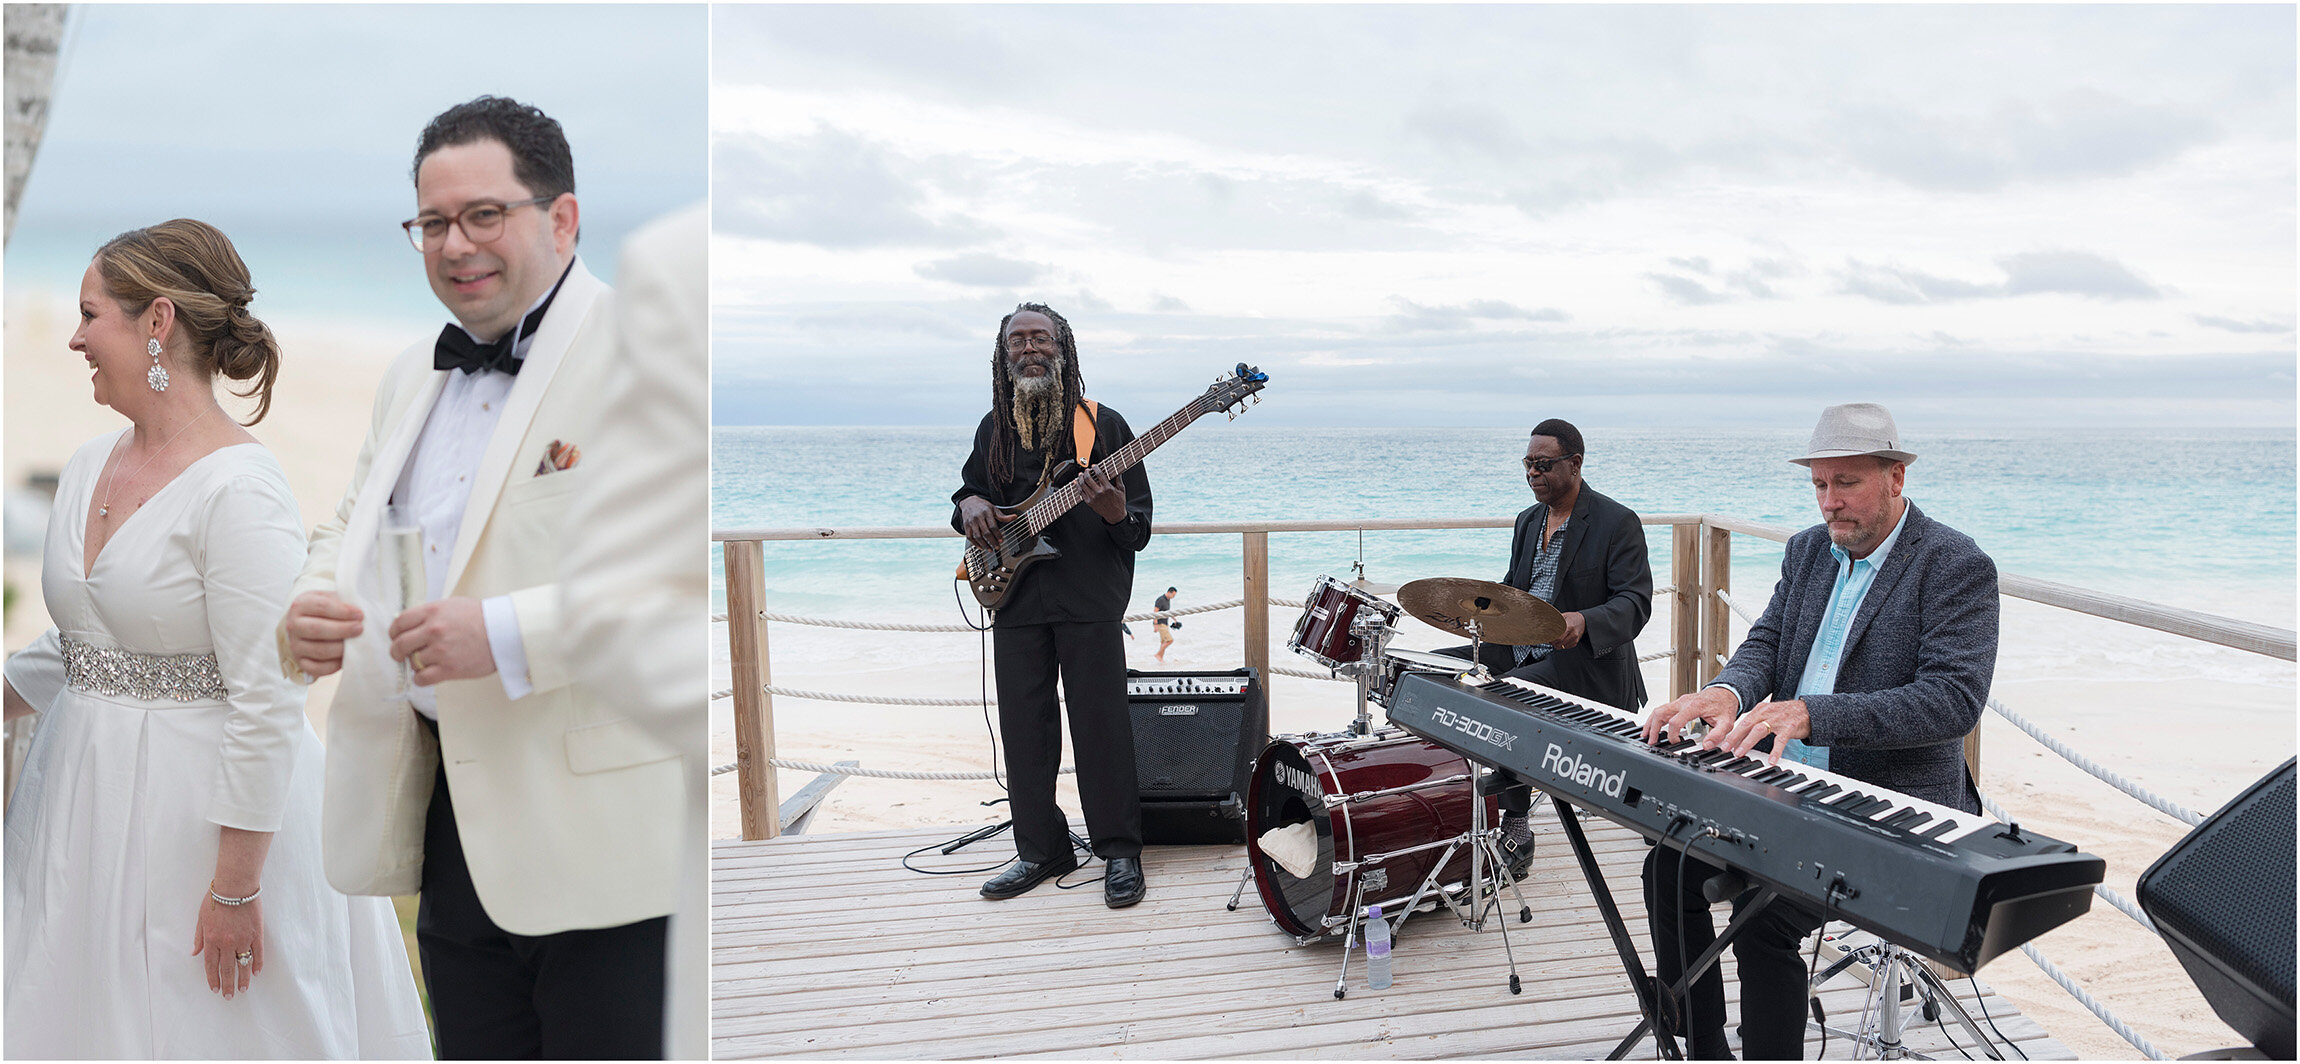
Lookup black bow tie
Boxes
[432,260,576,376]
[434,324,523,376]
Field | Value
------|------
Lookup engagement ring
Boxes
[235,951,252,966]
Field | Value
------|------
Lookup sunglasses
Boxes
[1522,454,1580,474]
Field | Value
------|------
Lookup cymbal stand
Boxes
[1345,611,1394,736]
[1335,762,1536,999]
[1807,938,2002,1060]
[1466,618,1495,683]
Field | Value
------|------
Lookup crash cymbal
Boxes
[1395,577,1565,646]
[1349,577,1401,596]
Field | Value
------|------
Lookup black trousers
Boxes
[1642,846,1826,1060]
[416,720,668,1059]
[993,621,1143,864]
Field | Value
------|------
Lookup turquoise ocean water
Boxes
[714,426,2297,633]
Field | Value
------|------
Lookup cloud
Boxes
[1648,273,1727,306]
[1996,251,2161,300]
[1838,251,2159,304]
[1150,293,1192,313]
[1384,297,1571,331]
[712,127,993,248]
[1832,90,2220,193]
[2194,314,2293,335]
[913,253,1047,287]
[1669,256,1714,275]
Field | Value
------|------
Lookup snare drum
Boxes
[1371,649,1471,707]
[1245,731,1497,940]
[1287,575,1402,670]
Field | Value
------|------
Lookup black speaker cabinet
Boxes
[2136,758,2295,1058]
[1126,668,1267,844]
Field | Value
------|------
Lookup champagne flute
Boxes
[379,505,426,690]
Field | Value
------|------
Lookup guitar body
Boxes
[961,461,1077,610]
[956,363,1270,611]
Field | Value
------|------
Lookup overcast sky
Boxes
[712,5,2295,429]
[8,4,706,332]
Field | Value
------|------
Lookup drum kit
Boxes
[1228,571,1568,998]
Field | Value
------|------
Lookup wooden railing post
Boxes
[723,541,779,841]
[1700,523,1732,684]
[1671,521,1700,700]
[1242,532,1270,683]
[1964,729,1982,791]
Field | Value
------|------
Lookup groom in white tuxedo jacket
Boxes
[278,97,681,1058]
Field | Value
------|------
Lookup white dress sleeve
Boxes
[198,470,313,832]
[4,628,67,713]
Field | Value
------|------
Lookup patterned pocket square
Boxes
[536,440,581,476]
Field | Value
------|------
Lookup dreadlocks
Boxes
[987,302,1088,483]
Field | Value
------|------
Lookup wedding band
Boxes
[236,951,252,966]
[409,652,425,672]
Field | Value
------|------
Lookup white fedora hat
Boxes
[1790,402,1918,467]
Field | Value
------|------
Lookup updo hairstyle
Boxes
[93,219,281,424]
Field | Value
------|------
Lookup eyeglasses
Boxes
[1522,454,1580,474]
[401,196,554,252]
[1007,333,1059,350]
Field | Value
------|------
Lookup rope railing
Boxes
[2020,941,2169,1060]
[1985,696,2202,827]
[1979,792,2157,935]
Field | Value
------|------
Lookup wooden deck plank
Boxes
[714,823,2077,1060]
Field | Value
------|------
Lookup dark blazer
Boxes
[1502,484,1654,712]
[1709,502,1998,814]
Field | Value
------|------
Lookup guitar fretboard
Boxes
[1022,400,1203,535]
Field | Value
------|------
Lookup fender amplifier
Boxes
[1126,668,1266,844]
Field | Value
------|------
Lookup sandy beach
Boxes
[717,562,2295,1059]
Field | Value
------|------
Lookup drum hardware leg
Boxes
[1226,863,1254,912]
[1465,829,1528,995]
[1334,876,1371,999]
[1810,941,2001,1061]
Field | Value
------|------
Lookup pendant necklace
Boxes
[98,408,211,519]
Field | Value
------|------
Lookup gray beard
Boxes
[1011,374,1063,453]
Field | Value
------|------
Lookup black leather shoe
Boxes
[980,855,1078,900]
[1103,856,1145,908]
[1500,832,1535,880]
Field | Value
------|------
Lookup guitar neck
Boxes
[1023,404,1199,534]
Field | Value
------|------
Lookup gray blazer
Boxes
[1710,502,1999,814]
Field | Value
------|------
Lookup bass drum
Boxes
[1245,731,1497,940]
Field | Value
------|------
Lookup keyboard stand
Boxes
[1553,799,1789,1062]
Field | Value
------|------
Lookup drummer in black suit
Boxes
[1436,419,1655,874]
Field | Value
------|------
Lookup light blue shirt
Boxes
[1779,501,1911,770]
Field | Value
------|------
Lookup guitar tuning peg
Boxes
[1252,394,1261,404]
[1228,410,1237,421]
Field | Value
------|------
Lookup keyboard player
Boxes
[1638,403,2000,1060]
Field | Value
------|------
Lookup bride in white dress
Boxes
[2,220,432,1058]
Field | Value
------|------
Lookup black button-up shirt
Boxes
[951,406,1154,627]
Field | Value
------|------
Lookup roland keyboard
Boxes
[1386,672,2105,973]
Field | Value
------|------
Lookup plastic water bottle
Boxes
[1365,905,1393,990]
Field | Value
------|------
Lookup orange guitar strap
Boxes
[1074,400,1099,467]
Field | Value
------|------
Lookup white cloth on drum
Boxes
[3,432,431,1059]
[1258,820,1320,879]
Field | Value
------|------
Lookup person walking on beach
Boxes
[1153,586,1179,661]
[954,303,1153,909]
[1435,418,1653,879]
[278,96,682,1058]
[1638,402,2000,1060]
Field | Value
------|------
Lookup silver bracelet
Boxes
[209,885,261,906]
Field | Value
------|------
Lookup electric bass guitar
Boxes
[961,363,1269,609]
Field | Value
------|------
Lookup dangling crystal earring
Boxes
[146,337,169,392]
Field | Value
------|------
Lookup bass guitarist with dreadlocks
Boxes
[953,303,1153,909]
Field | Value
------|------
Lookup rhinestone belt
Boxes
[59,634,229,703]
